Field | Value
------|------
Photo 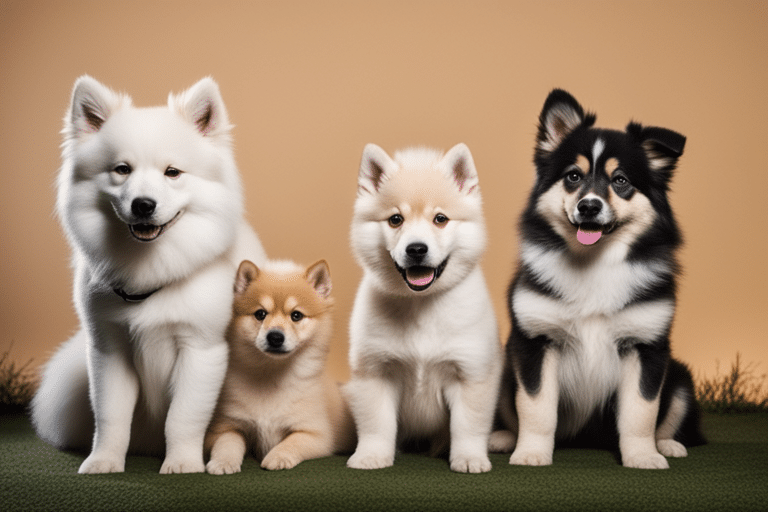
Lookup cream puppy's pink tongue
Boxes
[577,227,602,245]
[406,267,435,287]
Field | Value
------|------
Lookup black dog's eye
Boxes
[388,214,403,228]
[165,167,182,179]
[290,311,304,322]
[566,171,582,184]
[613,174,629,186]
[254,309,268,321]
[114,163,132,175]
[433,213,449,226]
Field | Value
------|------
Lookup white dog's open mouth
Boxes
[129,211,182,242]
[395,259,449,292]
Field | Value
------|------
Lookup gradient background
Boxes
[1,1,765,383]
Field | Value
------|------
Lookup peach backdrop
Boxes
[1,0,766,382]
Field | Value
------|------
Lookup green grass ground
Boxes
[1,412,766,512]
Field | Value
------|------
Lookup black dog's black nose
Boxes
[266,331,285,349]
[577,198,602,218]
[406,243,429,259]
[131,197,157,218]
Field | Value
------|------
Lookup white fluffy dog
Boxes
[345,144,502,473]
[31,76,266,474]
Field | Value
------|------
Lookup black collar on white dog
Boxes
[113,287,160,303]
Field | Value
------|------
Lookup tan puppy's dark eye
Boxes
[434,213,449,226]
[388,214,403,228]
[254,309,267,321]
[290,311,304,322]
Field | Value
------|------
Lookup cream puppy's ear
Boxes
[442,143,479,194]
[358,143,397,195]
[66,75,131,139]
[169,77,233,141]
[306,260,332,299]
[234,260,260,296]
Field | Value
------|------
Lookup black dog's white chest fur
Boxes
[513,242,675,436]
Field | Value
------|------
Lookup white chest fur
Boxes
[514,243,675,435]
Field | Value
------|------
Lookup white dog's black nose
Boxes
[577,198,602,219]
[406,243,428,262]
[266,330,285,349]
[132,197,156,218]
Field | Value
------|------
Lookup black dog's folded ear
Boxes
[536,89,594,158]
[628,122,686,184]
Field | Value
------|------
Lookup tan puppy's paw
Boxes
[261,450,301,471]
[206,458,242,475]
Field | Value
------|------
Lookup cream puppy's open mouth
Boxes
[129,211,183,242]
[394,258,449,292]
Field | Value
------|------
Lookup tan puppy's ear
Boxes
[234,260,259,295]
[306,260,332,299]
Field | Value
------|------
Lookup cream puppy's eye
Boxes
[254,309,267,321]
[388,214,403,228]
[290,311,304,322]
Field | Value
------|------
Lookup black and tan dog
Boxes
[492,89,704,469]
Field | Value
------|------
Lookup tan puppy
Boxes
[205,260,355,474]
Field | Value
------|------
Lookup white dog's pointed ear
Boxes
[442,143,479,194]
[306,260,332,299]
[66,75,129,138]
[358,144,396,195]
[234,260,259,295]
[169,77,232,140]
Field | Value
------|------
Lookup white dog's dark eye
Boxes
[165,167,182,178]
[254,309,267,321]
[388,214,403,228]
[290,311,304,322]
[113,163,132,175]
[434,213,449,226]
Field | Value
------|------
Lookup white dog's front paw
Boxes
[79,454,125,474]
[488,430,516,453]
[657,439,688,458]
[509,449,552,466]
[622,451,669,469]
[450,454,492,473]
[347,450,394,470]
[160,455,205,474]
[206,458,242,475]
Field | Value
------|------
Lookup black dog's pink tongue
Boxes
[406,267,435,287]
[577,227,602,245]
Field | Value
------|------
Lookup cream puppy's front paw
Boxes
[450,454,492,473]
[509,449,552,466]
[160,455,205,474]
